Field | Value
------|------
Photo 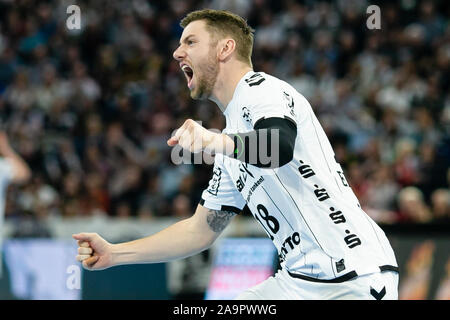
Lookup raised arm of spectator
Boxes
[0,131,31,184]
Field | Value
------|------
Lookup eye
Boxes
[187,40,194,46]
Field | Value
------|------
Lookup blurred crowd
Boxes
[0,0,448,229]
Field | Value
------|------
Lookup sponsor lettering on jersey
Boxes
[207,167,221,196]
[245,73,265,87]
[278,231,301,264]
[246,176,264,202]
[236,162,254,192]
[298,160,316,178]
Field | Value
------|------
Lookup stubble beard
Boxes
[191,49,219,101]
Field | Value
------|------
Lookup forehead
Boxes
[180,20,211,42]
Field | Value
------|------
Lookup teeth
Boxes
[182,65,190,71]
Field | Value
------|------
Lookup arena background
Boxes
[0,0,448,300]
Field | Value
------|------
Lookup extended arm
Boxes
[167,117,297,169]
[73,204,236,270]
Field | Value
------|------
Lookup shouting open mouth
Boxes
[181,63,194,89]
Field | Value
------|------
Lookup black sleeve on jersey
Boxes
[227,117,297,168]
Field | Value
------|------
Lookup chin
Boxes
[190,91,200,100]
[190,89,209,101]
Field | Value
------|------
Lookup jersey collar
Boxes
[223,70,255,116]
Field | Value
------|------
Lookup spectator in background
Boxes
[69,61,101,104]
[137,204,155,221]
[363,164,400,224]
[397,186,432,223]
[3,69,34,111]
[430,189,449,223]
[399,240,435,300]
[0,1,447,225]
[394,138,420,187]
[0,131,36,238]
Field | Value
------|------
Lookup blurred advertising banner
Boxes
[1,239,80,300]
[0,238,168,300]
[205,238,277,300]
[383,224,450,300]
[0,224,448,300]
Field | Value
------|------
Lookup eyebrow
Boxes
[179,34,195,46]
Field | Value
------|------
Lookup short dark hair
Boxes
[180,9,254,66]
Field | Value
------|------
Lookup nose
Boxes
[173,45,185,61]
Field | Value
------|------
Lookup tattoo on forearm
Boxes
[206,209,235,233]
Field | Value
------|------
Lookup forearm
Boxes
[110,217,213,266]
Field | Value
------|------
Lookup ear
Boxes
[217,38,236,62]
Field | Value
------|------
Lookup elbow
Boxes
[203,237,217,250]
[22,166,32,182]
[185,216,218,250]
[12,166,31,184]
[16,166,31,184]
[193,237,216,256]
[203,229,220,249]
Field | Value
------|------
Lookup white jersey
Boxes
[201,71,398,281]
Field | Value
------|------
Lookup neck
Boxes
[209,62,253,112]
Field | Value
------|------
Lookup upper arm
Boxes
[189,203,237,244]
[200,154,246,213]
[194,153,245,245]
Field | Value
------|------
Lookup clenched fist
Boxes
[167,119,234,155]
[73,233,113,270]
